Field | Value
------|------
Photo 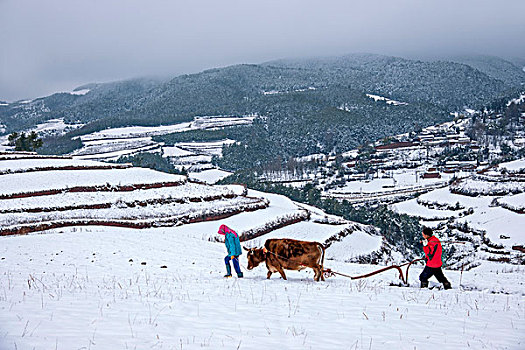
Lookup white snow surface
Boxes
[0,154,524,349]
[189,168,232,184]
[499,192,525,211]
[80,123,192,141]
[0,226,523,350]
[22,119,84,138]
[366,94,408,106]
[79,116,254,141]
[393,198,459,220]
[162,146,194,157]
[69,89,90,95]
[324,228,383,260]
[328,169,449,195]
[0,168,186,197]
[0,196,260,228]
[0,158,112,172]
[175,139,235,156]
[499,158,525,172]
[0,183,244,213]
[72,144,162,161]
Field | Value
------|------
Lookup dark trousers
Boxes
[419,266,450,285]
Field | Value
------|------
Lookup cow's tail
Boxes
[317,242,326,271]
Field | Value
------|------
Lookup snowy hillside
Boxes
[1,224,523,349]
[1,152,524,349]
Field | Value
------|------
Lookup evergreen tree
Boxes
[9,131,43,151]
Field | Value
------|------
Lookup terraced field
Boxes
[0,154,268,236]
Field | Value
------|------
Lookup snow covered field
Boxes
[189,168,232,184]
[499,159,525,173]
[1,225,523,350]
[0,168,186,198]
[68,116,253,176]
[336,168,456,194]
[79,116,254,141]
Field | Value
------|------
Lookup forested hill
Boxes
[1,53,524,164]
[446,54,525,87]
[263,53,522,109]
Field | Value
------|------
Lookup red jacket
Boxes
[423,236,442,268]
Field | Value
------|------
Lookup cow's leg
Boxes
[313,267,321,282]
[317,265,326,281]
[276,265,287,280]
[267,271,272,279]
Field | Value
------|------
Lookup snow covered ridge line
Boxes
[323,223,377,249]
[398,203,473,221]
[450,178,525,197]
[475,173,525,182]
[0,192,242,214]
[0,154,72,161]
[72,143,163,161]
[326,182,449,205]
[70,139,158,156]
[327,181,449,197]
[416,198,466,211]
[0,197,268,236]
[496,194,525,214]
[0,163,131,175]
[0,180,186,200]
[238,209,309,242]
[498,159,525,174]
[0,157,125,172]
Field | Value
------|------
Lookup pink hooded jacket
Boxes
[217,224,238,238]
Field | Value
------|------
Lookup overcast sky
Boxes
[1,0,524,101]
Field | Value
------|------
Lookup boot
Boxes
[443,282,452,290]
[232,257,242,277]
[420,281,429,288]
[224,263,232,278]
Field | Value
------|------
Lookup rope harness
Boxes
[263,247,300,262]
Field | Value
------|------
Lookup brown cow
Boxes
[244,238,326,281]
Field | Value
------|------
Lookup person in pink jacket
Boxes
[218,224,243,278]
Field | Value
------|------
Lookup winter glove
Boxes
[231,256,237,260]
[421,239,428,246]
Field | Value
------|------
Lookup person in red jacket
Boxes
[419,227,452,289]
